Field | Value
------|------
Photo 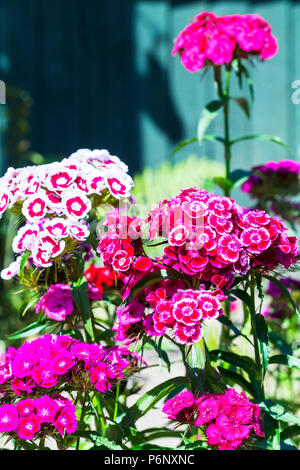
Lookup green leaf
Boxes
[280,425,300,440]
[239,63,254,101]
[148,338,171,372]
[187,339,206,393]
[255,314,269,376]
[229,169,251,184]
[217,316,253,346]
[210,349,257,376]
[231,289,252,309]
[19,251,31,281]
[197,100,223,142]
[231,134,294,154]
[73,432,123,450]
[170,134,224,158]
[121,376,190,427]
[169,137,198,159]
[177,441,209,450]
[269,354,300,369]
[268,332,293,356]
[260,400,300,426]
[8,321,52,340]
[218,367,257,398]
[213,176,234,194]
[263,274,299,317]
[232,97,250,118]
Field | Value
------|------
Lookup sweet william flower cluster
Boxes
[172,12,278,73]
[0,334,139,445]
[0,148,133,277]
[0,395,77,440]
[97,188,298,346]
[0,335,136,396]
[163,388,264,450]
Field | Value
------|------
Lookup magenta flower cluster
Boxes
[0,394,77,440]
[163,388,264,450]
[35,283,102,322]
[242,160,300,198]
[97,188,298,345]
[99,188,298,287]
[172,12,278,73]
[0,335,134,399]
[0,149,133,276]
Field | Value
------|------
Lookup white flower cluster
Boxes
[0,149,133,276]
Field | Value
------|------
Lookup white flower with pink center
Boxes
[21,178,40,198]
[68,222,90,240]
[32,232,65,267]
[168,225,190,247]
[46,164,77,192]
[89,174,106,194]
[45,190,62,209]
[32,248,52,268]
[22,193,48,222]
[106,171,133,199]
[62,190,91,221]
[1,257,22,280]
[0,190,10,218]
[12,224,40,254]
[43,218,69,239]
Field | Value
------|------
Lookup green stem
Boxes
[249,273,265,400]
[113,384,120,421]
[223,69,231,186]
[76,392,88,450]
[214,66,232,194]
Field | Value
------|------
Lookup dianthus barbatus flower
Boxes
[0,148,134,276]
[0,334,138,399]
[98,188,298,346]
[0,395,77,441]
[35,283,102,322]
[163,388,265,450]
[172,12,278,73]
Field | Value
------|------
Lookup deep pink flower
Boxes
[194,396,220,426]
[34,395,59,423]
[17,414,41,440]
[163,390,195,422]
[0,404,19,432]
[90,362,116,393]
[54,408,77,436]
[16,398,35,417]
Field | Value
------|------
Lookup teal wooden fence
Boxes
[0,0,298,178]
